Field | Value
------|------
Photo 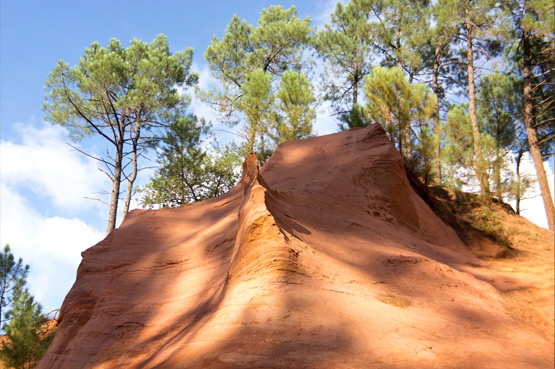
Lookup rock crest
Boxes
[37,124,553,369]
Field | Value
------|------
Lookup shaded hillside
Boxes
[37,124,553,369]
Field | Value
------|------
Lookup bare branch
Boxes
[84,196,110,206]
[66,143,115,169]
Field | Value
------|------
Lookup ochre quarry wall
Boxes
[37,124,553,369]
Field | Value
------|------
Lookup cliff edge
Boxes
[37,124,554,369]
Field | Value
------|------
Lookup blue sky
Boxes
[0,0,553,314]
[0,0,339,314]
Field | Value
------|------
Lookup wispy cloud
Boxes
[0,182,103,313]
[1,122,108,212]
[512,154,554,229]
[312,0,344,28]
[0,121,107,311]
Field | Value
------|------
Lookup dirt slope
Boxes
[37,124,554,369]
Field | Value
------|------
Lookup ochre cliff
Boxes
[38,124,554,368]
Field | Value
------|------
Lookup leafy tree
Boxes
[202,6,311,157]
[139,114,208,207]
[363,66,435,160]
[504,0,554,229]
[43,34,197,234]
[477,73,520,200]
[273,70,316,142]
[138,118,242,208]
[346,0,430,158]
[202,143,244,198]
[361,0,430,82]
[239,68,274,158]
[0,285,54,369]
[442,104,475,189]
[511,136,535,214]
[426,0,460,181]
[410,83,440,183]
[314,0,374,117]
[338,103,372,131]
[450,0,502,196]
[0,245,29,329]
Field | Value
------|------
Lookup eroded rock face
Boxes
[38,124,553,369]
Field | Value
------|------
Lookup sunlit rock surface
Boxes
[37,124,553,369]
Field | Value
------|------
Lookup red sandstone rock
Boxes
[37,124,554,368]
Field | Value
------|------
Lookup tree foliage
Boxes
[503,0,555,228]
[43,34,197,233]
[0,285,54,369]
[363,66,435,159]
[273,70,316,143]
[0,245,29,329]
[314,0,373,116]
[477,73,521,199]
[362,0,430,81]
[138,117,242,208]
[202,6,312,158]
[239,68,274,156]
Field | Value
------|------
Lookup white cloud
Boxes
[0,184,103,313]
[1,122,108,213]
[0,121,108,312]
[312,0,344,27]
[192,62,222,92]
[515,154,554,229]
[314,100,340,136]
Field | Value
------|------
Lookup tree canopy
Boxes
[0,245,29,329]
[201,6,312,159]
[43,34,197,233]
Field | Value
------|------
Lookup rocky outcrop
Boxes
[38,124,553,368]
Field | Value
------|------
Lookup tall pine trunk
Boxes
[522,30,555,230]
[247,124,256,153]
[515,150,524,215]
[107,140,124,234]
[353,56,359,108]
[396,61,412,162]
[259,119,266,163]
[465,10,489,196]
[123,122,140,220]
[432,44,442,182]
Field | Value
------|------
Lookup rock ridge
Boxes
[37,124,554,369]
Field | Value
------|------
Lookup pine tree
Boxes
[361,0,429,81]
[314,0,374,117]
[453,0,501,196]
[477,73,520,200]
[202,6,311,157]
[239,68,274,160]
[0,285,54,369]
[139,114,207,207]
[0,245,29,329]
[442,104,475,189]
[427,0,460,181]
[273,70,316,142]
[338,104,372,131]
[139,117,242,208]
[504,0,554,229]
[363,66,435,161]
[43,35,197,234]
[359,0,431,159]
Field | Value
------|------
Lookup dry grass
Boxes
[475,200,554,343]
[429,187,554,342]
[377,294,412,308]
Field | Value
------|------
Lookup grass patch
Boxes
[377,294,412,308]
[452,191,514,248]
[470,208,512,247]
